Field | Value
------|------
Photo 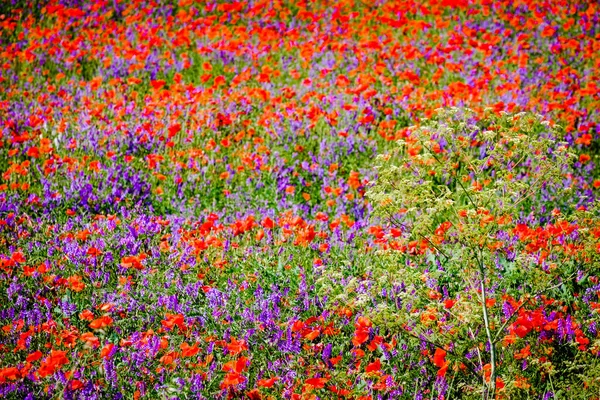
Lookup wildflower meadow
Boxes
[1,0,599,399]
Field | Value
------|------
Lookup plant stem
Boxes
[473,246,496,400]
[468,328,486,400]
[414,377,421,400]
[480,277,496,400]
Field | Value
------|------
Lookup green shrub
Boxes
[366,108,600,399]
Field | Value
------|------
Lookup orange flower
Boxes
[11,252,26,263]
[161,313,185,331]
[80,332,100,348]
[38,350,69,378]
[329,355,342,365]
[261,217,274,229]
[486,298,496,307]
[502,334,517,346]
[100,343,114,359]
[515,375,531,389]
[70,379,84,390]
[67,275,85,292]
[444,299,457,309]
[26,350,43,363]
[86,247,102,257]
[79,310,94,321]
[246,389,262,400]
[433,348,447,368]
[89,316,113,330]
[220,356,248,389]
[0,367,21,383]
[365,359,381,374]
[348,171,361,189]
[257,377,279,388]
[303,329,320,341]
[437,362,449,377]
[159,351,179,366]
[514,345,531,360]
[120,254,146,270]
[305,377,329,389]
[220,371,246,389]
[180,342,200,358]
[353,317,372,346]
[226,337,248,355]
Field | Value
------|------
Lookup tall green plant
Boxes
[366,108,600,398]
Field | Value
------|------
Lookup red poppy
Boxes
[259,216,274,229]
[100,343,114,359]
[257,377,279,388]
[79,310,94,321]
[226,337,248,355]
[444,299,457,309]
[433,348,447,368]
[86,247,102,257]
[26,350,43,363]
[38,350,69,378]
[305,377,329,389]
[0,367,21,383]
[89,316,113,330]
[67,275,85,292]
[365,359,381,374]
[120,254,146,270]
[220,356,248,389]
[353,316,372,346]
[161,313,185,331]
[180,342,200,358]
[80,332,100,349]
[246,389,262,400]
[11,251,25,263]
[70,379,84,390]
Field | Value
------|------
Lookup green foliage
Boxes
[366,108,600,399]
[369,108,572,232]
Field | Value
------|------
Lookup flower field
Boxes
[1,0,600,398]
